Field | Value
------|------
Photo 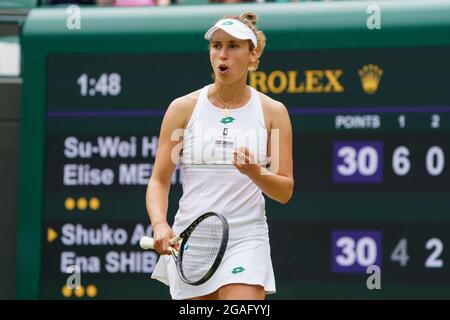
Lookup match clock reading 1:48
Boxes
[77,73,122,97]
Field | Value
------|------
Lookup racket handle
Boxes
[169,235,181,246]
[139,235,180,250]
[139,236,154,250]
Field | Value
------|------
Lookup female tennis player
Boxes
[146,12,294,300]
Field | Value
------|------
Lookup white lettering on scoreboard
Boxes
[64,136,157,159]
[61,135,183,186]
[57,223,158,274]
[60,251,158,274]
[335,115,381,129]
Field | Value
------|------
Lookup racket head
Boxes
[176,212,229,285]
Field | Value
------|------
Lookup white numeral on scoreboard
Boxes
[390,146,445,176]
[336,237,377,267]
[426,146,445,176]
[425,238,444,268]
[337,146,378,176]
[77,73,122,97]
[390,238,409,267]
[398,115,406,128]
[392,146,411,176]
[431,114,440,128]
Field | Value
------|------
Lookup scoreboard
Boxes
[17,2,450,299]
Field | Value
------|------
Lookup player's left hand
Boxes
[232,147,260,176]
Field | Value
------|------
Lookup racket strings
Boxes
[179,216,224,283]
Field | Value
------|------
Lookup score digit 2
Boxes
[332,231,446,274]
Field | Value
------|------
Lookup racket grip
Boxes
[169,235,181,246]
[139,236,179,251]
[139,236,154,250]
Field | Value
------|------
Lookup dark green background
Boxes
[17,2,450,299]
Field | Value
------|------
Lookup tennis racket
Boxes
[140,212,229,286]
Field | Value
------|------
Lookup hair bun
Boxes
[240,12,259,26]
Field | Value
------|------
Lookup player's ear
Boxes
[250,47,259,63]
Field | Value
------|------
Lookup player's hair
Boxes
[222,12,266,71]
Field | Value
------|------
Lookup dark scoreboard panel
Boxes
[37,47,450,299]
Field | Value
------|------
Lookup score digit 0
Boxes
[333,141,446,184]
[333,141,383,183]
[332,232,445,274]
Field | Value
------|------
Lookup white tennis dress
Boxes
[151,84,276,299]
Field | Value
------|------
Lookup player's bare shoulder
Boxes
[166,89,202,129]
[257,91,289,129]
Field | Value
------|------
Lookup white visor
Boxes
[204,19,257,48]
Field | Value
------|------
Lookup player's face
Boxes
[210,30,258,83]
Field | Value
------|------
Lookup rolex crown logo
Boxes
[358,64,383,95]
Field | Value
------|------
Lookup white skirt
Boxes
[151,235,276,300]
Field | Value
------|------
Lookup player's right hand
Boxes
[152,222,177,255]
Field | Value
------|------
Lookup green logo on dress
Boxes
[220,116,235,124]
[231,267,245,274]
[222,21,234,26]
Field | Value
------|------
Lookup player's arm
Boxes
[233,100,294,204]
[146,97,190,254]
